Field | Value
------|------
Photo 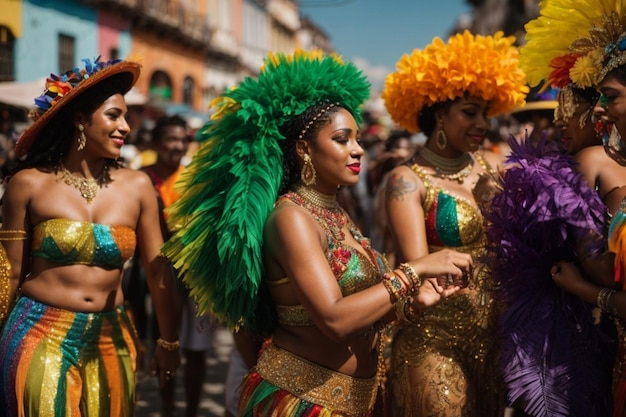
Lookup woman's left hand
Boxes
[151,345,181,388]
[413,277,461,310]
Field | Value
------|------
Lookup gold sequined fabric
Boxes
[390,267,504,417]
[0,296,138,416]
[390,155,505,417]
[275,304,312,326]
[273,196,390,327]
[411,157,487,247]
[256,343,379,416]
[0,230,26,326]
[31,219,136,269]
[0,244,12,325]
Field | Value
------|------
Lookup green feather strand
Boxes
[161,51,370,337]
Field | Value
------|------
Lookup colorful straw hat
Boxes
[15,57,141,157]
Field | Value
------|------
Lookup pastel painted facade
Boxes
[0,0,332,114]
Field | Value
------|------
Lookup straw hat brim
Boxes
[15,61,141,157]
[510,100,557,123]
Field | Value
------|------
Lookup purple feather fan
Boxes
[483,135,615,417]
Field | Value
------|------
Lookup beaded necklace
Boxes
[419,146,474,184]
[289,185,348,241]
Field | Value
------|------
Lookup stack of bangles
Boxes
[156,337,180,351]
[597,288,617,316]
[382,263,422,324]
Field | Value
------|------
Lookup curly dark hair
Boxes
[417,100,452,138]
[277,101,341,194]
[11,73,134,175]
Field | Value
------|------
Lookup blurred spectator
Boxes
[371,129,416,266]
[510,86,559,143]
[123,114,211,417]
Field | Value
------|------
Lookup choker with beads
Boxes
[419,146,474,184]
[290,185,348,240]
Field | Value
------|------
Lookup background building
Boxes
[0,0,541,128]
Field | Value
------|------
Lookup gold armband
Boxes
[0,231,21,325]
[0,230,27,241]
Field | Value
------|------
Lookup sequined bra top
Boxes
[410,152,498,333]
[269,192,389,326]
[31,219,136,269]
[411,152,494,254]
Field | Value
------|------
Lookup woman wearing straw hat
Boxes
[0,57,180,417]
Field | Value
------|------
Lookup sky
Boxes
[300,0,472,91]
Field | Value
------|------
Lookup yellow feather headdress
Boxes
[382,30,528,133]
[520,0,626,89]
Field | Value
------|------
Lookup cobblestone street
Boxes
[135,327,235,417]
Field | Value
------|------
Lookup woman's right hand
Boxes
[399,249,471,309]
[551,261,587,293]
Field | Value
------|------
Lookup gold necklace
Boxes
[293,185,337,210]
[58,165,107,203]
[291,185,348,240]
[419,146,474,184]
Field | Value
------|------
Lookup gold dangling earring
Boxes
[77,124,86,151]
[436,129,447,150]
[301,154,316,186]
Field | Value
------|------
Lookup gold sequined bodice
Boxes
[390,152,504,417]
[411,154,489,249]
[271,194,389,327]
[32,219,136,269]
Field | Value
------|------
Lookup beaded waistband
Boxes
[255,343,379,415]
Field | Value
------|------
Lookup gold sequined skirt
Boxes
[390,288,505,417]
[254,343,380,416]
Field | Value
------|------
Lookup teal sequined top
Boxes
[31,219,136,269]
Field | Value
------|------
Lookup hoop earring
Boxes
[436,129,447,150]
[301,154,316,186]
[77,124,86,151]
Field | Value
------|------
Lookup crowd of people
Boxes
[3,0,626,417]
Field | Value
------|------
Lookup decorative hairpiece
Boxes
[161,49,370,336]
[15,56,141,157]
[298,102,338,140]
[520,0,626,89]
[382,30,528,133]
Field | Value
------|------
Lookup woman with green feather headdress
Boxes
[161,49,472,416]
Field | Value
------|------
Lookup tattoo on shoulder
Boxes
[385,173,417,201]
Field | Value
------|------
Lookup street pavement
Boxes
[132,327,517,417]
[135,327,235,417]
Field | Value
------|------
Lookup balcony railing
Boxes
[81,0,212,49]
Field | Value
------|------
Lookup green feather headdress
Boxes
[162,50,371,336]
